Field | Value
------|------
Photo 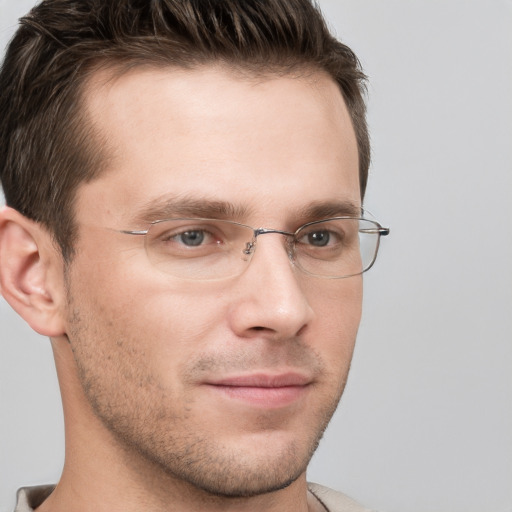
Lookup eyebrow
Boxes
[297,200,362,221]
[133,195,253,224]
[132,195,361,226]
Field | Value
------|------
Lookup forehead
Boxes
[77,64,360,226]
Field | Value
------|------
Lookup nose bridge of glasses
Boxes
[243,228,295,256]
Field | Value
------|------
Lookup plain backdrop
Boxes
[1,1,511,511]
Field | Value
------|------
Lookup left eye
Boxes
[305,230,331,247]
[299,229,341,247]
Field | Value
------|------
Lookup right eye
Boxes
[148,222,225,257]
[159,226,221,248]
[171,229,210,247]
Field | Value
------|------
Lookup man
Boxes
[0,1,389,511]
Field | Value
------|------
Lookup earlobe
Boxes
[0,207,66,337]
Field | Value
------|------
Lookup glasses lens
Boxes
[294,218,381,278]
[145,219,253,280]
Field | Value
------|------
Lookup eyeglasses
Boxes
[120,217,389,281]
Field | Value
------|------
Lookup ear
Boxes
[0,206,66,337]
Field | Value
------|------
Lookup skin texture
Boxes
[0,65,362,512]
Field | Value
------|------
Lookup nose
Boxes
[228,234,314,340]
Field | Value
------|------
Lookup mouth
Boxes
[203,372,312,409]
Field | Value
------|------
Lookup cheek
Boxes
[71,243,226,339]
[66,274,230,421]
[87,278,230,382]
[307,277,362,370]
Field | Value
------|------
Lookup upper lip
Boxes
[206,372,312,388]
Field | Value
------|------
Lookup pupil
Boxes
[181,230,204,246]
[308,231,329,246]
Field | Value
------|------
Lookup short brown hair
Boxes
[0,0,369,260]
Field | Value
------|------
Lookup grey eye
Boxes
[306,231,330,247]
[179,230,205,246]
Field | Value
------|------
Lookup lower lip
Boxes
[206,384,309,408]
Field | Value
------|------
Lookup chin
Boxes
[143,427,326,499]
[164,446,309,498]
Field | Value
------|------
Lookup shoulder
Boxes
[308,483,374,512]
[12,483,371,512]
[13,485,55,512]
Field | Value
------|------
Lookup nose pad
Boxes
[242,230,296,266]
[243,238,257,257]
[284,237,296,264]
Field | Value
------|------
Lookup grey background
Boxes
[1,1,511,511]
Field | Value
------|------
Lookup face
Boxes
[64,65,362,497]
